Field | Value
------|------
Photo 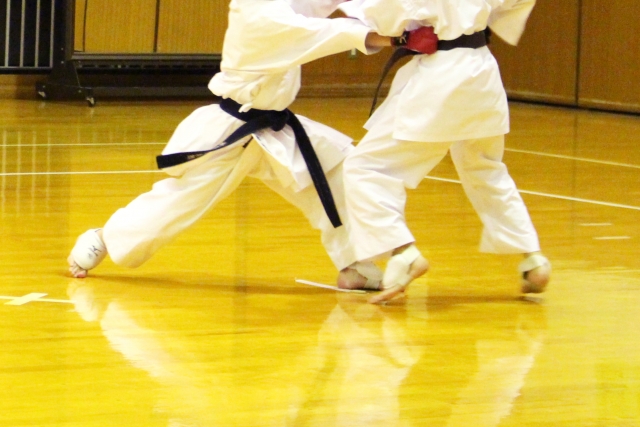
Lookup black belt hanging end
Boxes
[369,48,417,117]
[157,98,343,228]
[369,29,490,117]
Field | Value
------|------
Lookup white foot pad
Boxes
[518,254,550,274]
[70,229,107,271]
[352,261,383,290]
[382,245,421,289]
[518,254,551,293]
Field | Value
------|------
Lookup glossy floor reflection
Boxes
[62,279,547,427]
[1,98,639,426]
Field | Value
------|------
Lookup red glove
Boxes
[391,26,438,55]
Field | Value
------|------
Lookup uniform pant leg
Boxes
[343,120,451,261]
[259,163,355,271]
[104,143,261,267]
[449,136,540,254]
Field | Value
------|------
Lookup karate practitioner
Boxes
[67,0,395,290]
[338,0,552,303]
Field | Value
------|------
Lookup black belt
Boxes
[370,29,490,116]
[156,98,343,228]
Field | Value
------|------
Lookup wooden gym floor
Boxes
[1,97,639,426]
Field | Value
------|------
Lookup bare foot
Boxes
[337,261,383,290]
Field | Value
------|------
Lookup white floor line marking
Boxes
[580,223,613,226]
[424,176,640,211]
[1,293,74,305]
[2,170,638,211]
[505,148,640,169]
[2,142,165,147]
[295,279,367,294]
[5,143,639,169]
[593,236,632,240]
[1,170,162,177]
[4,293,48,306]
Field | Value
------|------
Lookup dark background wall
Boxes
[302,0,640,114]
[2,0,639,114]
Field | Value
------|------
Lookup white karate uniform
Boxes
[103,0,376,271]
[339,0,542,260]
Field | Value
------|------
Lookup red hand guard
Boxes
[392,26,438,55]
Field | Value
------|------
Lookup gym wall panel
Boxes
[78,0,157,53]
[578,0,640,113]
[157,0,227,54]
[489,0,580,106]
[74,0,86,51]
[301,0,582,101]
[300,10,404,98]
[301,49,397,97]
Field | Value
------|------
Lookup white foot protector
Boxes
[68,229,107,278]
[337,261,383,290]
[518,254,551,293]
[382,245,422,289]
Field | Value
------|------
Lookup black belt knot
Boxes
[156,98,343,228]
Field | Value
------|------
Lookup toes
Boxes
[69,264,88,278]
[73,268,88,279]
[67,255,88,278]
[368,285,406,304]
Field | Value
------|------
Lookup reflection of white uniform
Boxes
[339,0,541,260]
[103,0,377,270]
[315,302,423,426]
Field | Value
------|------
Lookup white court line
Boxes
[1,293,73,306]
[593,236,632,240]
[1,142,165,147]
[0,170,162,177]
[505,148,640,169]
[2,169,639,211]
[5,142,640,169]
[296,279,367,294]
[425,176,640,211]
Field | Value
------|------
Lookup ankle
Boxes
[392,243,415,256]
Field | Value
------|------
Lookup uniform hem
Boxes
[392,129,508,143]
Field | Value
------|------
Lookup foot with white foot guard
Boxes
[369,245,429,304]
[519,253,551,293]
[67,229,107,278]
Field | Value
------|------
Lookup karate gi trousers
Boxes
[102,104,356,271]
[343,95,541,261]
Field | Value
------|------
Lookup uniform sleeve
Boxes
[287,0,350,18]
[488,0,536,45]
[339,0,495,39]
[338,0,423,36]
[222,0,374,74]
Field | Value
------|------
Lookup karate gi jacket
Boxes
[165,0,375,191]
[339,0,536,142]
